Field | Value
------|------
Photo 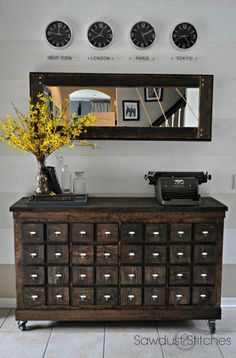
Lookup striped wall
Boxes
[0,0,236,298]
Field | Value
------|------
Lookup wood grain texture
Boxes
[11,196,227,323]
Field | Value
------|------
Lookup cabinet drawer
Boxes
[72,223,94,243]
[72,266,94,285]
[145,245,166,264]
[97,287,118,305]
[23,287,45,306]
[48,266,69,285]
[169,266,191,285]
[169,287,190,305]
[144,287,165,305]
[120,266,142,285]
[97,245,118,264]
[192,287,214,305]
[121,223,143,242]
[97,224,118,242]
[23,266,45,285]
[145,224,167,243]
[48,287,69,305]
[194,223,216,242]
[193,266,215,285]
[47,245,68,264]
[170,245,191,264]
[73,287,94,305]
[194,244,216,264]
[170,224,192,242]
[22,223,44,243]
[23,245,44,265]
[144,266,166,285]
[47,224,68,242]
[96,266,118,285]
[120,245,142,264]
[72,245,94,265]
[121,287,142,306]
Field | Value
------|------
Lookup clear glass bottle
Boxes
[73,171,86,195]
[61,165,71,193]
[56,153,64,187]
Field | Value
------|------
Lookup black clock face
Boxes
[130,21,156,49]
[46,21,72,48]
[172,22,197,50]
[87,22,113,49]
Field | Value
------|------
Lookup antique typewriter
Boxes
[145,171,211,205]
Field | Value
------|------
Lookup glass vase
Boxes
[35,159,49,194]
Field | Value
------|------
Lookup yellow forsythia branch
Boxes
[0,93,96,161]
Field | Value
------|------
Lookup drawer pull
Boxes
[104,295,111,301]
[128,273,135,280]
[79,274,87,280]
[152,273,159,280]
[80,253,87,258]
[55,273,62,279]
[201,273,207,278]
[104,274,111,280]
[152,295,158,301]
[104,252,111,258]
[153,231,160,237]
[29,231,37,236]
[55,294,62,300]
[128,294,135,301]
[30,252,37,258]
[80,295,87,301]
[152,252,159,258]
[128,231,135,237]
[30,274,38,280]
[202,231,209,236]
[177,252,184,257]
[80,231,87,236]
[201,252,208,257]
[177,273,183,278]
[104,231,111,236]
[31,295,38,301]
[54,252,62,258]
[177,231,184,236]
[200,294,207,299]
[128,252,136,258]
[176,294,183,300]
[54,231,61,236]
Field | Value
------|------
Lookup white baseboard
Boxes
[0,298,16,308]
[0,297,236,308]
[221,297,236,307]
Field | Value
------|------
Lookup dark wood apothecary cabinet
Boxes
[10,196,227,333]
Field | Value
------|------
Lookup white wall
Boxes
[0,0,236,267]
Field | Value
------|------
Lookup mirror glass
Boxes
[30,73,213,141]
[47,85,199,128]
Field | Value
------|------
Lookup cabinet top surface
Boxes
[10,196,228,213]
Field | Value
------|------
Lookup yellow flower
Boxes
[0,94,96,161]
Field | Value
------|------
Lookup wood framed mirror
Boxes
[30,72,213,141]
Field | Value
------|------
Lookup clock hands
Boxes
[141,32,148,46]
[142,29,154,37]
[90,28,105,41]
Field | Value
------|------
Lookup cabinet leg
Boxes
[17,321,27,331]
[208,319,216,334]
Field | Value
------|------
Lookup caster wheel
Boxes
[208,319,216,334]
[17,321,27,331]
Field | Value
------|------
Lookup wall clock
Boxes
[45,21,72,48]
[129,21,156,49]
[87,21,113,49]
[171,22,197,50]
